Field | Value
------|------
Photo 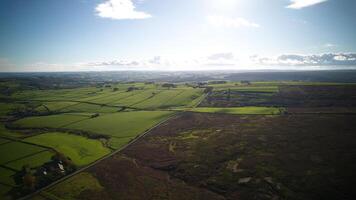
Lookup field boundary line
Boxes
[192,92,210,108]
[129,90,164,107]
[19,111,180,200]
[0,136,54,151]
[104,89,148,106]
[0,165,19,172]
[159,90,186,108]
[3,150,50,166]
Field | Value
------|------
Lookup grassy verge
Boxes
[189,106,284,115]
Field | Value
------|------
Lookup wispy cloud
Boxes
[3,53,356,72]
[287,0,328,9]
[95,0,151,20]
[208,52,234,60]
[253,53,356,66]
[207,15,260,29]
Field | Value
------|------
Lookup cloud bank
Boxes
[2,53,356,72]
[287,0,328,9]
[253,53,356,67]
[96,0,151,20]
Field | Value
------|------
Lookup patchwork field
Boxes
[1,80,356,200]
[0,141,49,165]
[24,133,111,166]
[35,112,356,200]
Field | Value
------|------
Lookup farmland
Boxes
[34,112,356,200]
[24,133,111,166]
[0,78,356,200]
[0,81,204,199]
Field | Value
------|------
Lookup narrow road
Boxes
[19,112,180,200]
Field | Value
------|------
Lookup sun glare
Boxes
[210,0,240,11]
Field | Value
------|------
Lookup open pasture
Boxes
[6,151,54,170]
[14,113,91,129]
[14,111,175,149]
[24,133,110,166]
[0,124,23,138]
[0,167,16,186]
[13,87,102,101]
[66,111,174,138]
[38,102,119,113]
[0,141,49,165]
[133,89,203,109]
[0,138,10,145]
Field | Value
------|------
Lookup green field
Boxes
[0,142,53,191]
[0,141,48,165]
[190,106,283,115]
[66,111,174,138]
[6,151,54,170]
[14,113,90,129]
[0,184,12,200]
[41,172,104,200]
[0,81,313,200]
[0,138,10,145]
[0,123,24,138]
[0,103,22,117]
[0,167,16,186]
[24,133,110,166]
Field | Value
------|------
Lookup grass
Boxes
[214,86,279,93]
[0,103,23,116]
[14,113,90,129]
[52,102,118,113]
[0,167,16,185]
[0,138,10,145]
[13,87,101,101]
[0,123,24,139]
[24,133,110,166]
[0,184,12,200]
[0,141,48,164]
[189,107,283,115]
[6,151,54,171]
[15,111,175,149]
[44,172,104,200]
[108,137,133,149]
[66,111,174,138]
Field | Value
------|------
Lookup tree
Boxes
[23,174,36,191]
[162,83,176,89]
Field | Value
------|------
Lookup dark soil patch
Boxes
[80,112,356,200]
[200,85,356,108]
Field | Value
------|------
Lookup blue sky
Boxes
[0,0,356,72]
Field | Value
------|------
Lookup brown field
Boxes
[43,112,356,200]
[200,85,356,108]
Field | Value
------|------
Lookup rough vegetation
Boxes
[0,77,356,200]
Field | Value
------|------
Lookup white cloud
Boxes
[287,0,328,9]
[95,0,151,20]
[3,53,356,72]
[254,53,356,67]
[207,15,260,29]
[208,52,234,60]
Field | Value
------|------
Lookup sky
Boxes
[0,0,356,72]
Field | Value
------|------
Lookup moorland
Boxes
[0,71,355,200]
